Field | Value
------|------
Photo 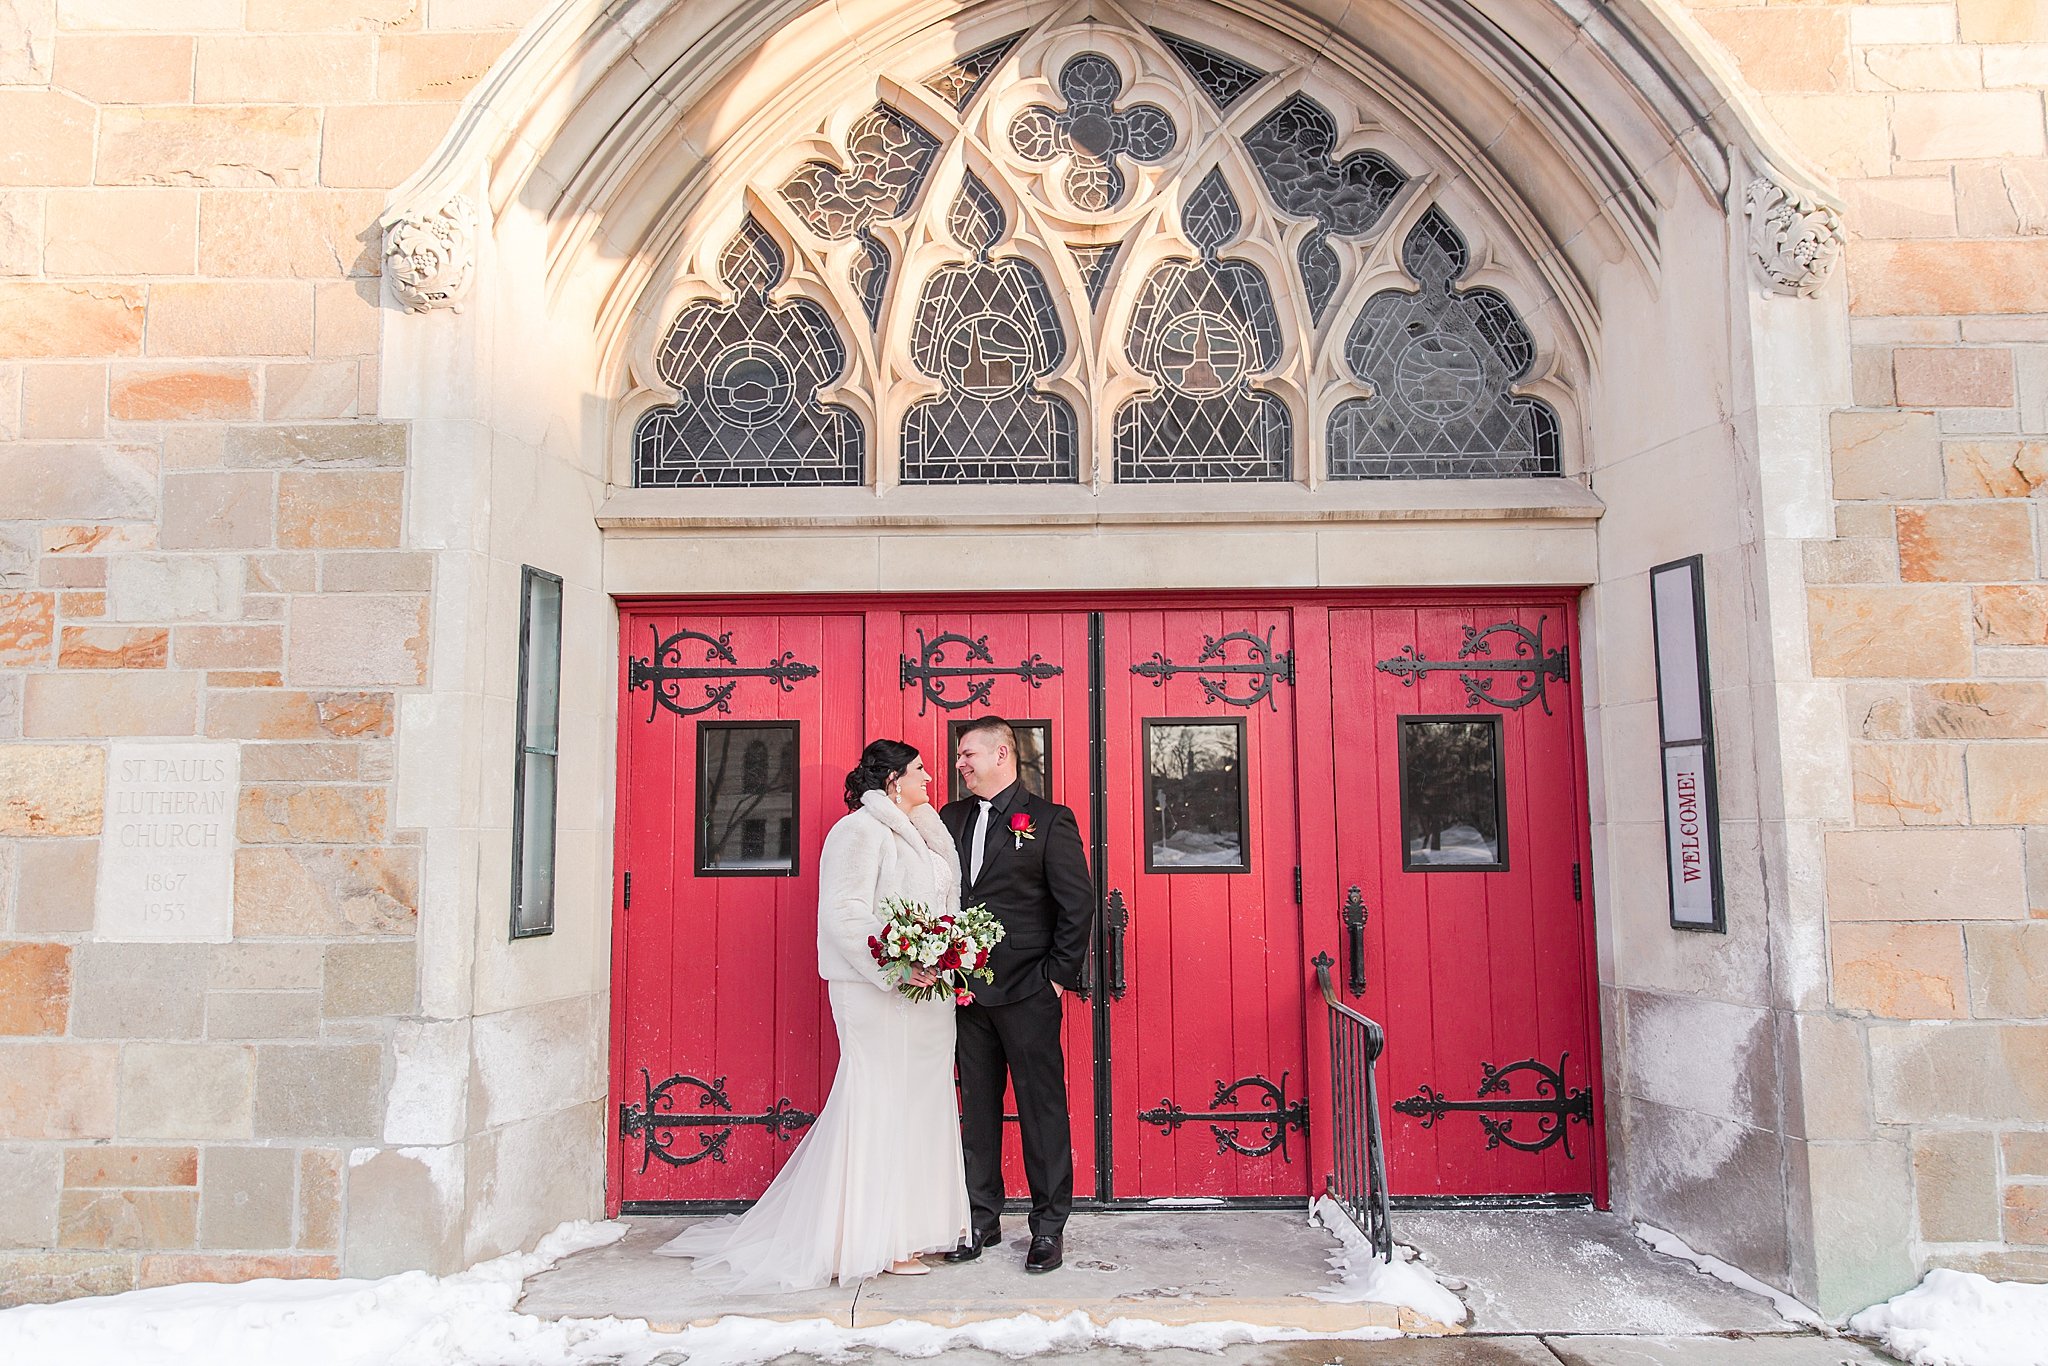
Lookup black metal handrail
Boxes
[1315,951,1393,1260]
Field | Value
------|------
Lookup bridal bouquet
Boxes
[867,898,1006,1005]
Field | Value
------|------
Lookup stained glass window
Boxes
[635,219,863,487]
[901,177,1078,484]
[780,105,939,326]
[925,34,1023,110]
[1243,95,1407,322]
[1009,53,1176,211]
[636,22,1573,493]
[1328,207,1560,479]
[1114,171,1290,483]
[1152,30,1264,108]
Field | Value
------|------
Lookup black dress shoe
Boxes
[1024,1233,1063,1273]
[941,1227,1002,1263]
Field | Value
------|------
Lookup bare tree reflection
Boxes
[700,726,797,871]
[1402,720,1499,866]
[1148,721,1244,868]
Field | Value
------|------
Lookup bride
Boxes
[656,739,972,1289]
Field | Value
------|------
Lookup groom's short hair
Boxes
[958,714,1016,756]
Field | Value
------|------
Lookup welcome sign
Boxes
[1650,557,1724,931]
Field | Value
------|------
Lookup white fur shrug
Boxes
[816,790,962,991]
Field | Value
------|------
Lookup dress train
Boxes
[654,980,969,1292]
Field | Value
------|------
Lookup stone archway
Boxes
[367,0,1863,1311]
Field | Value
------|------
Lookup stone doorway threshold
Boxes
[518,1211,1436,1334]
[516,1208,1834,1345]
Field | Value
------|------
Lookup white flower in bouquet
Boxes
[868,897,1007,1004]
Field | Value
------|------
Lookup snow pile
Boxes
[1633,1221,1823,1327]
[1304,1196,1467,1327]
[0,1220,636,1366]
[1847,1268,2048,1366]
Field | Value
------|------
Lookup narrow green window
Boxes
[512,566,563,938]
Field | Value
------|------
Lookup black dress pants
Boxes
[955,983,1073,1239]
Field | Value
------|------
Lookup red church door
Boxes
[608,594,1599,1212]
[1327,602,1601,1200]
[610,609,867,1205]
[880,607,1100,1201]
[1099,607,1310,1199]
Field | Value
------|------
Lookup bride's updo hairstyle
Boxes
[844,739,921,811]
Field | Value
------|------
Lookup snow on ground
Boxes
[0,1216,1423,1366]
[1847,1268,2048,1366]
[0,1221,644,1366]
[1633,1221,1824,1328]
[1305,1195,1468,1327]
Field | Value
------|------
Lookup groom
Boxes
[941,715,1093,1273]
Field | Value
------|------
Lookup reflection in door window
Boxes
[698,722,799,875]
[1399,716,1506,871]
[947,718,1052,804]
[1144,718,1248,872]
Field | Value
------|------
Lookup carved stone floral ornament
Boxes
[383,194,478,312]
[1743,176,1843,298]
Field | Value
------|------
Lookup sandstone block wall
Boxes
[1690,0,2048,1290]
[0,0,526,1306]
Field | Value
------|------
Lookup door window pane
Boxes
[947,719,1052,804]
[698,723,800,875]
[1398,716,1506,871]
[1144,718,1248,872]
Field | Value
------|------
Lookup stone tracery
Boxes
[632,21,1569,488]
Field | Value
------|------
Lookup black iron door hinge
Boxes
[1293,867,1302,904]
[623,872,632,910]
[1571,863,1582,903]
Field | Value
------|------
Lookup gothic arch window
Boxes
[634,218,862,487]
[902,176,1078,484]
[631,21,1574,490]
[1328,208,1562,479]
[1114,171,1289,483]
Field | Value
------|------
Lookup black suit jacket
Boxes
[941,781,1094,1007]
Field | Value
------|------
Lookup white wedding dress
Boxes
[656,795,971,1291]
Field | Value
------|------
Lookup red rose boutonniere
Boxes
[1009,811,1036,849]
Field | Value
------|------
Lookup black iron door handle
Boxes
[1341,885,1368,998]
[1105,888,1129,1001]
